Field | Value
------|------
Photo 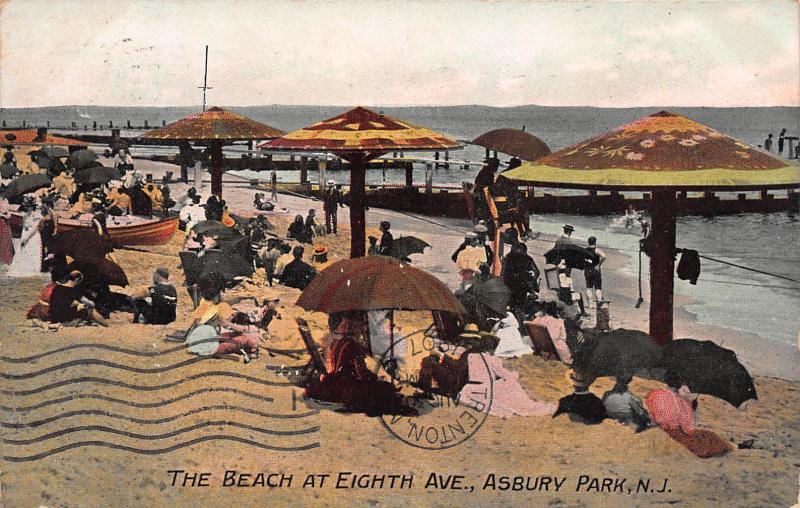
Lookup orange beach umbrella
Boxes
[141,107,283,197]
[504,110,800,344]
[261,106,461,257]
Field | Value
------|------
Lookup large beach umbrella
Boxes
[472,128,551,161]
[504,110,800,344]
[261,107,461,257]
[297,255,465,314]
[140,107,284,198]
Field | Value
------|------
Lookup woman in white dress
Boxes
[7,203,43,278]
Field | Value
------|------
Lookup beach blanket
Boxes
[458,354,555,418]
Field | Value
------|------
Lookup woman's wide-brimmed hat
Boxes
[459,323,481,339]
[313,244,328,255]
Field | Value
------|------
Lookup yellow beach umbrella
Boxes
[504,110,800,344]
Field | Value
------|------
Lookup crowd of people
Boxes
[1,146,736,459]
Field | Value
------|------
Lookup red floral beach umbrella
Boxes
[504,110,800,344]
[261,107,460,257]
[141,107,284,197]
[472,128,551,161]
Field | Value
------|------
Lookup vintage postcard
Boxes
[1,0,798,506]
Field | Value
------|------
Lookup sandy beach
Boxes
[0,158,798,507]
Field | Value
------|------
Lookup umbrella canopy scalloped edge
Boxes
[503,163,800,191]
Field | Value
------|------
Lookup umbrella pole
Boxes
[210,142,223,198]
[349,158,367,258]
[389,310,395,360]
[649,190,677,345]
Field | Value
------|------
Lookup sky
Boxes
[1,0,798,108]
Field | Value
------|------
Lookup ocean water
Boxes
[530,212,800,347]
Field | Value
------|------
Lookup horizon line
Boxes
[1,103,799,111]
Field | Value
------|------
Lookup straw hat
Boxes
[326,179,336,187]
[563,224,575,233]
[313,244,328,255]
[459,323,481,340]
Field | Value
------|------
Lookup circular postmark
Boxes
[374,329,493,450]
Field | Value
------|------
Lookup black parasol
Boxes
[74,164,121,185]
[71,257,129,287]
[51,229,114,262]
[42,147,70,159]
[553,393,607,424]
[67,149,99,170]
[470,275,512,316]
[191,220,229,237]
[390,235,430,261]
[661,339,757,408]
[0,162,18,179]
[544,244,599,270]
[2,173,52,198]
[573,328,663,378]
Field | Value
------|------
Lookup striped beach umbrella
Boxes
[261,107,461,257]
[504,110,800,344]
[141,107,284,197]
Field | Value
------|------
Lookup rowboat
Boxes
[57,215,179,246]
[10,210,178,247]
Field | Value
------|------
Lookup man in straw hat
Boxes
[310,244,331,271]
[322,179,342,235]
[555,224,575,247]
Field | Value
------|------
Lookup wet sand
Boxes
[1,159,799,507]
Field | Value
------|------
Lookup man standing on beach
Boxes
[322,180,342,234]
[764,133,773,152]
[584,236,606,305]
[270,168,278,202]
[778,128,786,155]
[555,224,575,247]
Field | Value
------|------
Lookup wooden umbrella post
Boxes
[349,156,367,258]
[649,189,677,345]
[209,142,224,198]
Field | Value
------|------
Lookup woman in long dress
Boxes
[7,204,43,277]
[0,198,14,265]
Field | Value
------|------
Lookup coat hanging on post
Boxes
[677,249,701,285]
